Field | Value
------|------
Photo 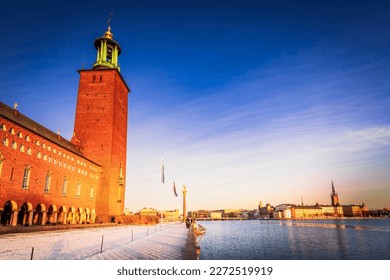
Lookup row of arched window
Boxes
[1,123,93,167]
[2,137,99,180]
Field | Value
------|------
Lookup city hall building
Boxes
[0,25,130,226]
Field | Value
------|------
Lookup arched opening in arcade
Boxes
[1,200,17,226]
[58,205,67,225]
[67,206,76,224]
[77,207,84,224]
[18,202,33,226]
[47,204,57,224]
[33,203,46,225]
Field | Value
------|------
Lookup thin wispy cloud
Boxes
[126,45,390,210]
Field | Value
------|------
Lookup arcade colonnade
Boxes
[0,200,96,226]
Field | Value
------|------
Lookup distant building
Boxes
[342,204,367,217]
[291,205,323,219]
[258,202,273,219]
[139,208,158,216]
[260,181,368,220]
[159,209,179,221]
[210,212,222,219]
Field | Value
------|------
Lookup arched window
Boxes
[35,140,40,146]
[43,154,47,161]
[11,141,17,149]
[37,151,42,159]
[27,147,32,155]
[9,128,15,135]
[2,138,9,146]
[22,165,31,189]
[0,123,6,131]
[62,177,68,196]
[44,171,52,193]
[17,131,23,138]
[25,135,31,141]
[19,144,25,152]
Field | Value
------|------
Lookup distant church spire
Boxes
[332,180,336,195]
[330,180,339,206]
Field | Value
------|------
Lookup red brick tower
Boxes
[71,25,130,222]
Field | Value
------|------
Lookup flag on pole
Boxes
[173,181,178,197]
[161,155,165,184]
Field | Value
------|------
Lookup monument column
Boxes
[182,185,187,222]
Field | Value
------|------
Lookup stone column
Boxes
[41,212,47,225]
[182,185,187,222]
[53,211,58,224]
[11,210,18,226]
[62,212,68,225]
[27,211,34,226]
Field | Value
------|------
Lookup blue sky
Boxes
[1,0,389,211]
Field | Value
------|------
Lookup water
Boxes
[198,219,390,260]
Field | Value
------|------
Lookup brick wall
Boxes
[73,69,129,221]
[0,117,101,223]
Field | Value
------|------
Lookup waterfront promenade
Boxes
[0,222,197,260]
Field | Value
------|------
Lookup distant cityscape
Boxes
[127,182,389,221]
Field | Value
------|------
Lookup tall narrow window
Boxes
[76,181,81,198]
[0,152,4,178]
[22,165,31,189]
[62,177,68,196]
[44,171,52,193]
[89,186,94,200]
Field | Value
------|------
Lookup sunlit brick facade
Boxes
[0,25,130,226]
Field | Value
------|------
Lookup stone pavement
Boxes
[86,222,197,260]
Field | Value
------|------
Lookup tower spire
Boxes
[92,14,121,70]
[331,180,336,195]
[330,180,339,206]
[108,11,113,29]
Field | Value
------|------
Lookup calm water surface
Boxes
[198,219,390,260]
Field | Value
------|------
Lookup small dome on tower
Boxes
[104,26,113,39]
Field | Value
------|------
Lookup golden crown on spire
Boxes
[104,26,113,39]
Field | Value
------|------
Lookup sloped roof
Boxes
[0,101,86,159]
